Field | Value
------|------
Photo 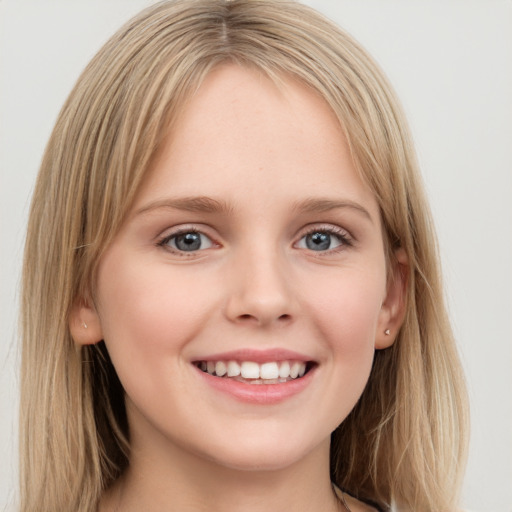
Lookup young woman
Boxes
[19,1,469,511]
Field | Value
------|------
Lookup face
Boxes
[73,64,404,472]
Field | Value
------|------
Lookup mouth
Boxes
[193,359,316,385]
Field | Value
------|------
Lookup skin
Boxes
[72,64,406,512]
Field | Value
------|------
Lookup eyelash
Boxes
[297,225,353,252]
[156,224,353,255]
[157,227,215,256]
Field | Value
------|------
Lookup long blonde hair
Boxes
[20,1,469,510]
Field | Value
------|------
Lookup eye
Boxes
[296,228,350,252]
[160,230,214,252]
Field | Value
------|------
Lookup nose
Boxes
[224,248,296,327]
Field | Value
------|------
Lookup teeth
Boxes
[199,359,309,382]
[289,362,300,379]
[261,378,278,384]
[227,360,241,377]
[260,362,279,379]
[241,361,260,379]
[278,361,290,378]
[215,361,227,377]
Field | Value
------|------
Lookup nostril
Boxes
[235,312,292,325]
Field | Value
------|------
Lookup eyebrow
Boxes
[135,196,234,216]
[292,198,373,222]
[135,195,373,222]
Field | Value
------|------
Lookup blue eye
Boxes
[163,231,213,252]
[297,230,347,251]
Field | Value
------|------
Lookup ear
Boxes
[69,298,103,346]
[375,248,409,349]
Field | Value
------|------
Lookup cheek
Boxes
[95,250,213,374]
[295,265,387,429]
[304,265,386,355]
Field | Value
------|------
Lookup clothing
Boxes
[333,484,386,512]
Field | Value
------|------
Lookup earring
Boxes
[82,322,88,329]
[384,329,390,335]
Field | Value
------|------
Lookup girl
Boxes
[19,1,468,511]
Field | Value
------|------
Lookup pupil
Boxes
[176,233,201,251]
[306,232,330,251]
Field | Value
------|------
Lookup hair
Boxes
[20,1,469,511]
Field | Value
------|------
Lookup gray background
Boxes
[1,1,511,510]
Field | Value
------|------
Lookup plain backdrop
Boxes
[1,1,511,511]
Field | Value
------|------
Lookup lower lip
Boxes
[194,365,316,405]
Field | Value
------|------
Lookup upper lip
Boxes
[191,348,315,364]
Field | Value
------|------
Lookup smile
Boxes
[192,349,317,404]
[195,360,310,384]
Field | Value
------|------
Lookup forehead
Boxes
[134,64,378,217]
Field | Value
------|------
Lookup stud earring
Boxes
[82,322,88,329]
[384,329,390,335]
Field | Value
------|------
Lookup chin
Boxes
[206,448,306,473]
[190,427,328,473]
